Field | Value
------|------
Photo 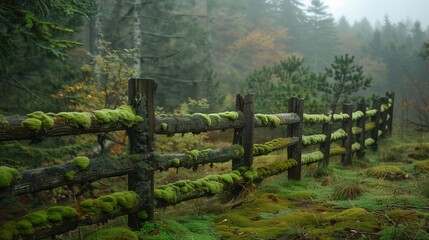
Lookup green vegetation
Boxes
[71,156,90,170]
[93,105,144,127]
[253,138,292,155]
[0,166,19,188]
[86,227,138,240]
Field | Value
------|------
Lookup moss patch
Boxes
[56,112,92,128]
[71,156,90,170]
[0,166,19,188]
[86,227,138,240]
[21,118,42,132]
[365,165,408,180]
[64,171,75,181]
[93,105,143,127]
[26,111,54,131]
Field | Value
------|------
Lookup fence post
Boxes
[356,102,366,158]
[371,97,382,151]
[386,92,395,136]
[319,121,332,167]
[232,94,254,170]
[379,97,389,138]
[127,78,157,229]
[341,104,353,166]
[287,97,303,180]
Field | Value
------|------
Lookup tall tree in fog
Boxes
[304,0,338,71]
[100,1,211,110]
[272,0,308,52]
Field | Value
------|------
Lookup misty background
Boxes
[1,0,428,122]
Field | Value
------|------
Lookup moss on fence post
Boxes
[127,78,157,229]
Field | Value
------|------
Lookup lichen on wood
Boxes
[302,134,327,146]
[302,151,324,164]
[330,128,347,141]
[253,138,294,155]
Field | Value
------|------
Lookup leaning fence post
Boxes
[386,92,395,136]
[232,94,254,170]
[371,97,382,151]
[127,78,157,229]
[356,102,366,158]
[341,104,353,166]
[287,97,303,180]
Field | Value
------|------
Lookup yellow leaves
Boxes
[227,27,297,74]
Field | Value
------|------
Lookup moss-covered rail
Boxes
[0,78,395,239]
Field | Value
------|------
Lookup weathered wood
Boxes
[4,192,146,240]
[356,103,367,158]
[0,117,127,142]
[127,78,157,228]
[287,97,303,180]
[379,97,389,138]
[0,154,145,199]
[232,94,244,166]
[341,104,353,166]
[371,98,382,151]
[232,94,254,170]
[386,91,395,135]
[319,122,332,167]
[155,145,244,171]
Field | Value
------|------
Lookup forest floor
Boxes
[134,131,429,240]
[2,130,429,240]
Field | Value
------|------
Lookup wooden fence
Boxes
[0,78,394,239]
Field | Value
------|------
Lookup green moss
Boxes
[365,165,408,180]
[171,158,180,166]
[21,118,42,132]
[56,112,92,128]
[302,151,324,164]
[26,111,54,131]
[414,160,429,173]
[330,128,347,141]
[219,111,239,120]
[255,113,268,125]
[0,229,13,240]
[302,134,327,146]
[365,138,375,147]
[64,171,75,181]
[303,113,330,123]
[24,210,48,226]
[255,114,281,126]
[85,227,138,240]
[366,109,377,117]
[351,142,361,152]
[0,166,19,188]
[332,113,350,121]
[192,113,211,126]
[111,191,139,209]
[0,115,8,127]
[100,202,114,213]
[79,199,94,208]
[352,127,362,135]
[185,149,200,161]
[253,138,292,155]
[93,105,143,127]
[365,122,375,131]
[351,110,364,120]
[138,210,148,220]
[160,122,168,131]
[47,212,62,222]
[15,220,34,236]
[208,113,221,122]
[47,206,77,219]
[329,147,347,156]
[71,156,90,170]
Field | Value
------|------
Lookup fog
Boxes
[303,0,429,27]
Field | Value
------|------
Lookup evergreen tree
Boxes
[304,0,338,71]
[272,0,308,52]
[0,0,95,114]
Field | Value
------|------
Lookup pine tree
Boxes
[304,0,338,71]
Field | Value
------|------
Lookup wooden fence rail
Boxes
[0,78,394,239]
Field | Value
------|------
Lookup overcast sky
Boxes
[302,0,429,28]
